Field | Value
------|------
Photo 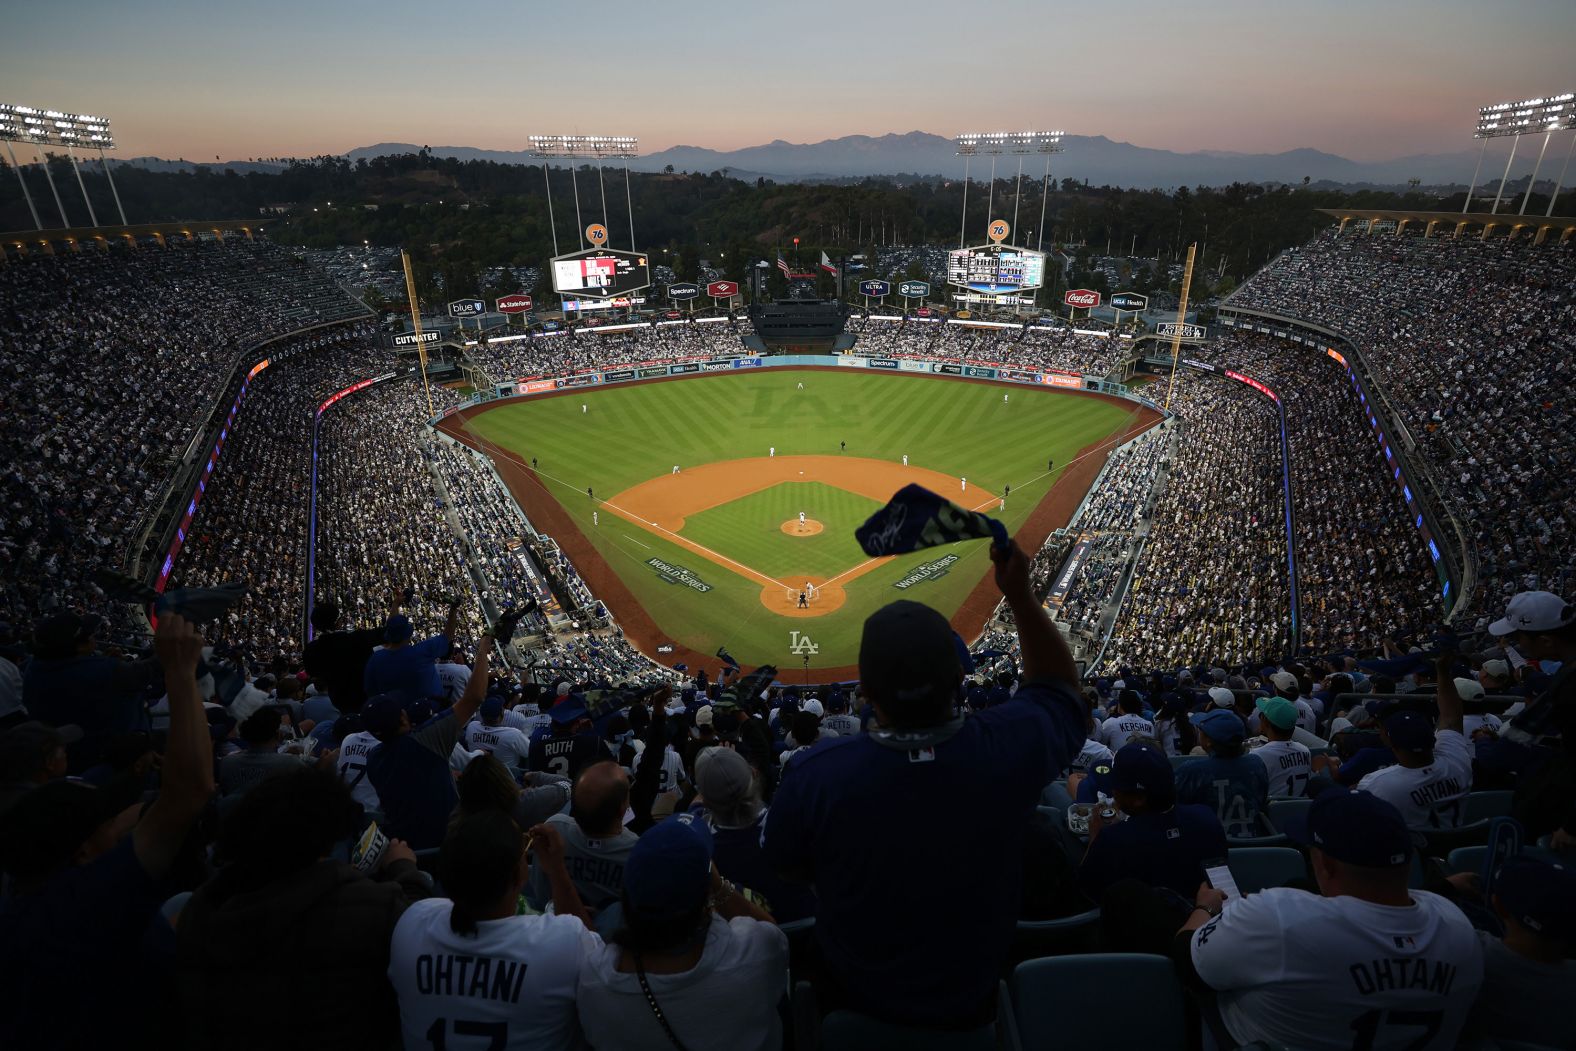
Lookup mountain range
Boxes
[116,130,1534,190]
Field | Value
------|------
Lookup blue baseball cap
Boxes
[624,812,714,915]
[362,693,407,737]
[1076,760,1115,803]
[479,697,504,721]
[1286,789,1410,867]
[549,695,588,724]
[1494,857,1576,941]
[1110,743,1174,798]
[1191,708,1246,743]
[384,614,414,644]
[1382,710,1435,752]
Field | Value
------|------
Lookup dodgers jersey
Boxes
[1252,739,1313,798]
[388,898,599,1051]
[463,723,532,773]
[335,730,382,811]
[1355,730,1473,829]
[1192,887,1483,1050]
[1098,714,1155,749]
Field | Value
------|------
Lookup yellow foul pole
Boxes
[1164,242,1197,410]
[401,249,436,417]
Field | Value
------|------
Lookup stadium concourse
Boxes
[0,231,1573,1049]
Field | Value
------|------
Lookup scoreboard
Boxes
[946,245,1047,294]
[551,249,651,298]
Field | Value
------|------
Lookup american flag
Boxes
[776,255,792,278]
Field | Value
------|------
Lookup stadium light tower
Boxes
[0,103,126,230]
[1465,93,1575,215]
[529,134,640,250]
[955,131,1063,249]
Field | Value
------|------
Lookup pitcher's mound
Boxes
[781,518,824,536]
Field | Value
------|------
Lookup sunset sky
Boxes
[4,0,1572,163]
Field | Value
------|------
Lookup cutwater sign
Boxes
[898,280,931,297]
[859,279,892,297]
[392,330,440,347]
[893,553,960,589]
[647,558,712,592]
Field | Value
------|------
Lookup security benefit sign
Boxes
[647,558,712,593]
[892,553,960,590]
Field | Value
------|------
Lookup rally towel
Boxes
[855,484,1008,557]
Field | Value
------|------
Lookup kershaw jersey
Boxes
[388,898,599,1051]
[1356,730,1473,829]
[1098,714,1155,749]
[1252,739,1313,798]
[335,730,382,811]
[464,723,533,773]
[1191,888,1483,1050]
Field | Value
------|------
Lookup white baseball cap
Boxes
[1480,659,1511,681]
[1270,671,1299,695]
[1207,686,1235,709]
[1453,677,1486,701]
[802,698,824,717]
[1489,591,1575,636]
[694,705,714,727]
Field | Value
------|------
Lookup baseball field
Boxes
[438,367,1158,679]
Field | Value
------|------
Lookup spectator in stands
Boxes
[1176,709,1269,837]
[1081,743,1229,903]
[303,596,390,712]
[1098,688,1155,749]
[692,745,815,923]
[0,612,213,1048]
[529,696,606,782]
[762,540,1084,1027]
[364,597,460,703]
[1250,697,1313,797]
[1461,856,1576,1047]
[464,696,533,774]
[451,753,571,834]
[175,768,427,1048]
[1177,789,1482,1050]
[1488,591,1576,847]
[577,812,786,1051]
[216,704,330,797]
[388,813,597,1050]
[21,612,160,770]
[819,691,860,736]
[0,721,75,814]
[525,760,637,915]
[366,609,520,849]
[1355,661,1471,828]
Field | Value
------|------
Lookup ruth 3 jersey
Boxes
[1192,888,1483,1050]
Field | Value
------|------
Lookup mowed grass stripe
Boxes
[682,482,881,581]
[461,369,1143,668]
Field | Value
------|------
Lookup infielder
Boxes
[961,477,967,491]
[672,465,680,474]
[770,446,775,457]
[902,454,909,467]
[592,511,598,526]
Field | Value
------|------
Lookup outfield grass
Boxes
[461,368,1141,669]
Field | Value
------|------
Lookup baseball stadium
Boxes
[2,7,1574,1047]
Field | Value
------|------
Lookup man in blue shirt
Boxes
[1175,709,1270,838]
[366,608,519,849]
[1078,743,1229,901]
[762,539,1083,1028]
[22,613,161,771]
[362,598,459,704]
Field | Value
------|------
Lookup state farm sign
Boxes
[706,280,738,298]
[1063,289,1101,308]
[495,293,533,314]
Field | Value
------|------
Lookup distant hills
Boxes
[114,130,1517,190]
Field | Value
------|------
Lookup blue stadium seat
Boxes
[1227,847,1307,894]
[820,1010,996,1050]
[1009,955,1187,1050]
[1462,790,1514,824]
[1266,797,1313,834]
[1013,906,1102,960]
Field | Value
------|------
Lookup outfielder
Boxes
[961,476,967,491]
[770,446,776,457]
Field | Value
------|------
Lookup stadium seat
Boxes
[1462,790,1514,824]
[1009,955,1187,1050]
[820,1010,997,1050]
[1227,847,1306,894]
[1041,781,1074,810]
[1013,906,1102,960]
[1266,797,1313,834]
[1169,755,1192,770]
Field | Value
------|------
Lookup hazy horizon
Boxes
[4,0,1572,164]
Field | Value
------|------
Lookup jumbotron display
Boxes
[946,245,1048,294]
[550,249,651,298]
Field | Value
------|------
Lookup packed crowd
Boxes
[3,534,1571,1049]
[0,240,372,637]
[1204,333,1440,652]
[1228,229,1576,621]
[471,324,745,382]
[1104,374,1292,670]
[852,319,1128,375]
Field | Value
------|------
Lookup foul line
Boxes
[622,534,651,549]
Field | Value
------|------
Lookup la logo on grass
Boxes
[789,631,819,656]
